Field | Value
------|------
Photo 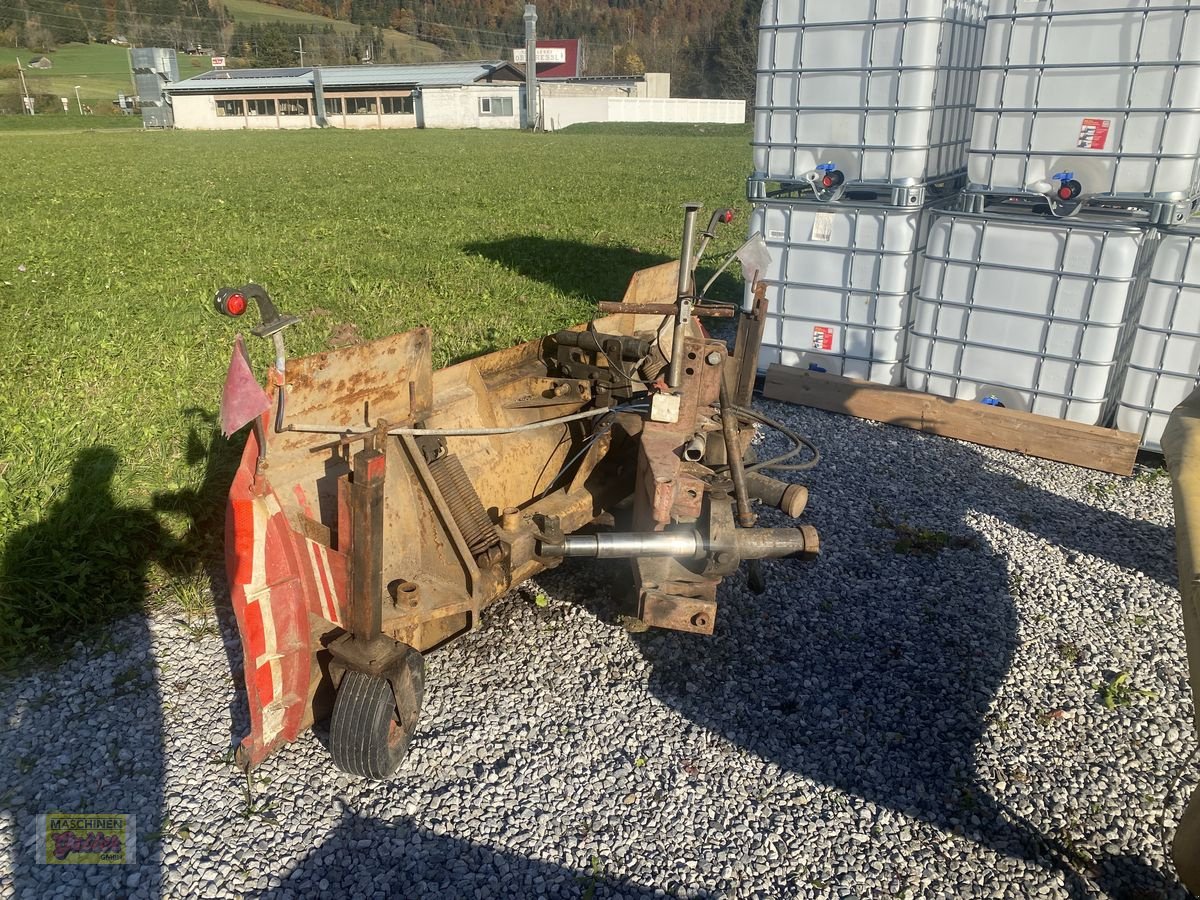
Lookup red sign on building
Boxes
[512,39,583,78]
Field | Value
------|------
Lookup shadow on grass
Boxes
[463,236,745,308]
[464,236,672,304]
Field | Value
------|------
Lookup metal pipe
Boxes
[668,203,702,388]
[683,433,707,462]
[540,525,817,561]
[286,404,646,438]
[745,472,808,518]
[542,532,703,559]
[271,331,287,433]
[720,377,755,528]
[523,4,538,130]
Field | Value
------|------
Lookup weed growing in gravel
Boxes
[1134,466,1169,486]
[145,813,192,843]
[238,770,278,824]
[1093,671,1158,709]
[873,505,979,555]
[1085,480,1118,500]
[577,854,604,900]
[1056,641,1084,665]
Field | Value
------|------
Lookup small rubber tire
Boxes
[329,670,416,779]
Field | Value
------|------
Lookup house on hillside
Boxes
[166,61,529,130]
[27,56,51,69]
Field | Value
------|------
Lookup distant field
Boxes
[221,0,443,62]
[0,43,212,109]
[0,126,752,666]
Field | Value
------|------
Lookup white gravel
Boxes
[0,399,1196,899]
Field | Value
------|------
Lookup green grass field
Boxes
[0,43,204,109]
[221,0,442,62]
[0,124,753,667]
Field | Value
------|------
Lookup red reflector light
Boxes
[720,209,734,224]
[822,176,833,188]
[226,293,247,316]
[1058,187,1072,200]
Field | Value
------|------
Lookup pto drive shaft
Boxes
[540,526,818,561]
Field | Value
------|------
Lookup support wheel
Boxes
[330,660,423,779]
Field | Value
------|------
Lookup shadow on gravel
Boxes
[537,413,1184,899]
[0,419,248,899]
[0,448,167,898]
[152,409,247,747]
[250,809,691,900]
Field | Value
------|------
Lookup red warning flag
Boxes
[220,334,273,437]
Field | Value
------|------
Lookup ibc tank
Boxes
[1117,224,1200,450]
[968,0,1200,208]
[750,199,932,384]
[906,206,1156,424]
[753,0,987,191]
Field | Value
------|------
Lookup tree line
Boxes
[0,0,761,101]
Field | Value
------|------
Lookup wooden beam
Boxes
[763,364,1140,476]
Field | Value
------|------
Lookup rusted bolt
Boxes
[691,612,709,628]
[705,351,723,366]
[715,551,734,566]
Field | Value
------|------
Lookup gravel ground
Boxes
[0,399,1197,900]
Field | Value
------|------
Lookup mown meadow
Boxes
[0,122,753,665]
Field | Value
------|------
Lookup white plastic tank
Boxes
[750,200,931,384]
[906,206,1155,424]
[968,0,1200,204]
[1117,224,1200,450]
[753,0,987,190]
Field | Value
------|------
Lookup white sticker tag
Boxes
[811,212,834,242]
[767,229,786,240]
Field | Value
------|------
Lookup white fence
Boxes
[542,96,745,131]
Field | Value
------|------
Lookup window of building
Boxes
[346,96,377,115]
[479,96,514,117]
[279,98,309,116]
[324,97,343,115]
[215,99,244,117]
[246,98,276,117]
[381,95,414,115]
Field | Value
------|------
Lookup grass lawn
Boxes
[0,43,182,109]
[0,124,754,667]
[221,0,442,62]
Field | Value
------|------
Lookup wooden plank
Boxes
[763,364,1140,476]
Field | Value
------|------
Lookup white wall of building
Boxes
[419,84,524,130]
[172,94,315,130]
[541,96,746,131]
[609,97,745,124]
[541,95,610,131]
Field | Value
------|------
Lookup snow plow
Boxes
[214,205,819,778]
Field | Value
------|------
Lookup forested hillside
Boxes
[0,0,760,98]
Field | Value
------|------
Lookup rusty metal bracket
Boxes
[347,442,386,640]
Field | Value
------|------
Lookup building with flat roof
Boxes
[167,61,528,131]
[165,60,744,132]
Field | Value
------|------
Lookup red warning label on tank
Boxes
[1077,118,1111,150]
[811,326,834,351]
